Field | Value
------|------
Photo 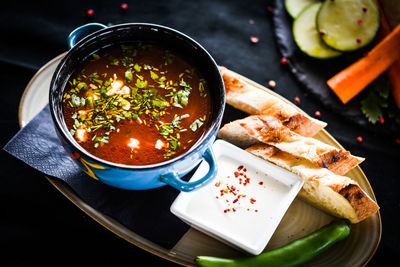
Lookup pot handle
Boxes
[67,23,107,49]
[160,147,217,192]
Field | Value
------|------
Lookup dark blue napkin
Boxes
[3,105,189,249]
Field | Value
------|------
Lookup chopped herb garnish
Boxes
[125,69,133,83]
[164,50,174,65]
[150,71,159,80]
[92,54,101,60]
[134,63,142,72]
[122,56,134,67]
[70,94,85,107]
[135,79,147,89]
[190,116,206,131]
[63,44,210,164]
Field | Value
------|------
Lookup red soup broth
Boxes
[62,44,212,165]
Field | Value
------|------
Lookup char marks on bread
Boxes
[218,115,364,175]
[246,144,379,224]
[219,66,327,137]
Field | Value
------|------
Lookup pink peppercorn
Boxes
[86,9,94,17]
[121,3,128,11]
[314,110,321,117]
[294,96,301,105]
[357,136,363,143]
[379,117,385,124]
[250,36,259,44]
[280,57,287,64]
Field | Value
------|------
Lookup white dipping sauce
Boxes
[171,140,303,255]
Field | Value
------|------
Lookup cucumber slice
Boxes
[317,0,380,52]
[293,3,342,59]
[285,0,319,18]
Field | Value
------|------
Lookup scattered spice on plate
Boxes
[379,117,385,124]
[280,57,287,65]
[314,110,321,117]
[294,96,301,105]
[357,136,363,143]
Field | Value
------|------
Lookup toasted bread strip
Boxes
[219,66,327,137]
[218,115,364,175]
[246,143,379,223]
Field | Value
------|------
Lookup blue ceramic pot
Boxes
[49,23,225,192]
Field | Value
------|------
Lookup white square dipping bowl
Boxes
[170,139,304,255]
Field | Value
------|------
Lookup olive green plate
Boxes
[19,54,381,266]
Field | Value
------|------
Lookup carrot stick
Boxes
[375,0,400,108]
[327,25,400,104]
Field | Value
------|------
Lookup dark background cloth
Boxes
[0,0,398,266]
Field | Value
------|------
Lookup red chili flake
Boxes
[237,165,244,171]
[396,138,400,144]
[280,57,287,65]
[86,9,94,17]
[233,208,237,212]
[314,110,321,117]
[379,117,385,124]
[356,37,362,44]
[294,96,301,105]
[247,208,250,211]
[216,196,219,199]
[224,208,231,213]
[121,3,128,11]
[215,180,221,187]
[233,198,239,204]
[234,172,240,177]
[250,198,256,204]
[357,18,363,25]
[267,6,274,14]
[249,19,255,24]
[255,210,258,212]
[243,168,247,172]
[356,136,363,143]
[250,36,259,44]
[259,181,264,185]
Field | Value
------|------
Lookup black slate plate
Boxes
[272,0,400,137]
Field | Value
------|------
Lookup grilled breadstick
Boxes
[218,115,364,175]
[246,143,379,224]
[220,66,327,137]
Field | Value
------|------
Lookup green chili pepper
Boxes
[195,219,351,267]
